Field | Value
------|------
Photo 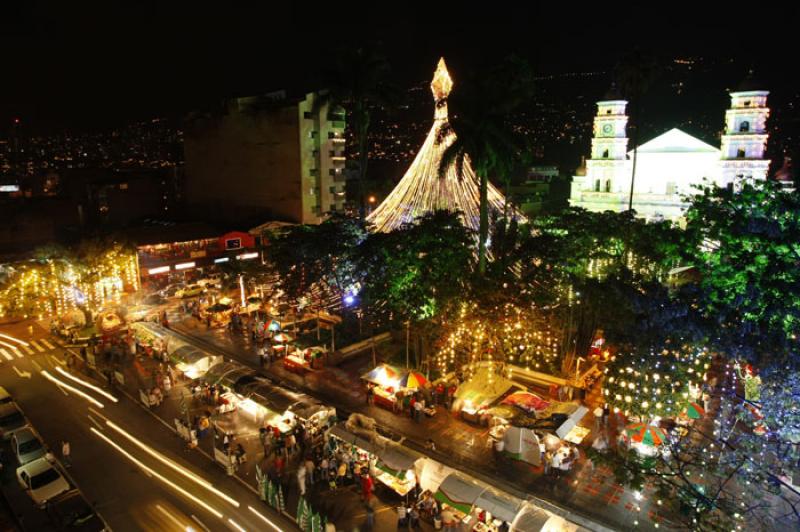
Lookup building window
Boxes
[604,180,611,192]
[737,149,746,158]
[594,180,601,192]
[602,149,609,159]
[309,131,318,139]
[303,111,313,119]
[739,121,750,133]
[744,101,751,107]
[606,109,612,114]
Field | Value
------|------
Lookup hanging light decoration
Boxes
[366,58,525,234]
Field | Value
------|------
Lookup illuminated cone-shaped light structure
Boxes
[367,58,523,233]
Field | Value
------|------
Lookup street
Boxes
[0,320,292,532]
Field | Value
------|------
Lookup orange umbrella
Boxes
[399,371,427,389]
[625,422,667,446]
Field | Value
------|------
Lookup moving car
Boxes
[196,273,223,289]
[46,489,106,531]
[158,283,186,298]
[177,284,205,298]
[125,304,157,323]
[17,456,70,507]
[11,427,47,465]
[0,402,28,439]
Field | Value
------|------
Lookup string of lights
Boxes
[367,58,524,234]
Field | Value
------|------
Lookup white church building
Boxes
[570,83,770,221]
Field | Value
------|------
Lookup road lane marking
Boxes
[12,348,24,359]
[105,420,239,507]
[49,354,66,366]
[0,349,12,361]
[30,359,42,372]
[21,344,34,355]
[88,407,109,423]
[90,428,223,518]
[12,366,32,378]
[191,515,212,532]
[40,339,55,349]
[30,341,45,352]
[87,415,104,432]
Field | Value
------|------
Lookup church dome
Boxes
[734,70,765,92]
[602,83,624,101]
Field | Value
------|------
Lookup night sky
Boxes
[2,2,799,131]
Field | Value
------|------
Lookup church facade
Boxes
[570,87,770,221]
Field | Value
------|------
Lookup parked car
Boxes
[12,428,47,465]
[17,457,70,507]
[177,284,205,298]
[0,402,28,439]
[0,386,12,405]
[46,489,106,531]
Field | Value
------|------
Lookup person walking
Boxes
[365,503,375,530]
[61,440,71,467]
[361,472,374,501]
[305,456,315,485]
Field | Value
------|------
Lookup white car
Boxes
[12,428,47,465]
[197,274,223,288]
[17,457,70,507]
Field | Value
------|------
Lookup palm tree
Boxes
[614,49,659,212]
[438,56,534,274]
[320,46,397,218]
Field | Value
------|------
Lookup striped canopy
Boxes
[683,402,705,420]
[625,423,667,446]
[399,371,428,389]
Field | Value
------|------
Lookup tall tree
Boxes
[322,45,396,217]
[683,180,800,366]
[439,55,535,274]
[614,49,659,212]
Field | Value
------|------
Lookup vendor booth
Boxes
[510,502,579,532]
[454,368,521,423]
[288,399,336,446]
[235,377,300,433]
[169,345,221,379]
[501,426,542,467]
[283,345,327,373]
[361,364,405,411]
[130,321,171,357]
[433,472,524,531]
[326,423,423,497]
[554,405,590,444]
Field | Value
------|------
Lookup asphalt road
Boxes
[0,321,293,532]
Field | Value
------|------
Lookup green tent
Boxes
[297,497,310,530]
[310,511,322,532]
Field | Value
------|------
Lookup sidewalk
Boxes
[170,315,671,531]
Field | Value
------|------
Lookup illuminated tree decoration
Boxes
[603,346,710,419]
[366,58,525,234]
[436,301,561,378]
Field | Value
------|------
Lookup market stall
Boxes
[554,405,590,444]
[361,364,405,411]
[432,472,526,532]
[374,444,424,497]
[501,425,542,466]
[283,345,327,373]
[130,321,172,357]
[169,345,221,379]
[288,399,336,446]
[199,362,258,414]
[235,378,300,433]
[509,502,578,532]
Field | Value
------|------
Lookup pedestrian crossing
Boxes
[0,339,60,361]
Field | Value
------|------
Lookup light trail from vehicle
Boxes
[105,420,239,507]
[90,427,223,519]
[54,366,118,402]
[41,370,105,408]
